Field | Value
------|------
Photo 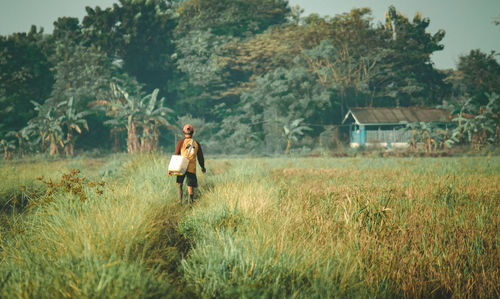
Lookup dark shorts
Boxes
[176,172,198,187]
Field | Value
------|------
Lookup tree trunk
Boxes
[3,150,12,160]
[140,126,152,153]
[40,133,47,153]
[64,143,74,156]
[285,139,292,155]
[127,122,139,153]
[110,129,122,152]
[151,125,159,152]
[49,140,59,156]
[65,132,74,156]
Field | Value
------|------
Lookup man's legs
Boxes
[187,186,195,204]
[176,173,196,205]
[177,183,183,204]
[176,174,185,204]
[186,172,198,204]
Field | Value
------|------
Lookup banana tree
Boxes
[0,128,17,159]
[137,88,172,153]
[402,121,449,152]
[102,83,172,153]
[61,97,90,156]
[446,94,499,149]
[0,130,29,158]
[0,138,15,160]
[283,118,311,155]
[22,100,65,155]
[101,83,141,153]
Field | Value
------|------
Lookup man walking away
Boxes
[173,124,206,204]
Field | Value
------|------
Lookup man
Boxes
[172,124,206,204]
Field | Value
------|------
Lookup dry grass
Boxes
[182,157,500,297]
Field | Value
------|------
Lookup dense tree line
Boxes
[0,0,499,157]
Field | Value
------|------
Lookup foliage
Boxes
[176,0,291,37]
[212,24,309,96]
[175,30,229,88]
[49,40,112,108]
[0,2,496,155]
[282,118,311,154]
[0,137,15,160]
[447,94,499,149]
[26,169,105,209]
[21,99,65,155]
[299,9,386,117]
[61,97,90,156]
[51,17,83,43]
[379,6,450,107]
[18,96,93,156]
[456,49,500,105]
[401,121,449,152]
[82,0,178,92]
[173,29,235,105]
[102,84,173,153]
[0,26,54,136]
[238,67,329,153]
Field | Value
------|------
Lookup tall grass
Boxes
[0,154,185,297]
[180,157,499,298]
[0,155,498,297]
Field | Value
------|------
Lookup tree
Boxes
[210,23,319,96]
[447,94,499,149]
[61,97,90,156]
[457,49,500,105]
[176,0,291,37]
[379,6,450,107]
[49,40,112,108]
[211,113,259,154]
[402,121,448,152]
[174,29,233,100]
[137,89,173,153]
[0,26,54,137]
[82,0,178,94]
[301,38,382,118]
[296,9,388,119]
[51,17,83,44]
[175,10,351,102]
[0,133,16,160]
[283,118,311,154]
[22,99,65,155]
[101,83,140,153]
[240,67,330,153]
[101,84,173,153]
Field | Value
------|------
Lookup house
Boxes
[341,107,450,148]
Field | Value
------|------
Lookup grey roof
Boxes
[343,107,450,124]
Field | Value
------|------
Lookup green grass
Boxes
[0,155,498,298]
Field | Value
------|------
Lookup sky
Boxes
[0,0,498,70]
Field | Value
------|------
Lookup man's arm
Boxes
[197,142,206,173]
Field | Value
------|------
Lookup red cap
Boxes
[183,124,194,135]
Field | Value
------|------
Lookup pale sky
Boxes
[1,0,499,70]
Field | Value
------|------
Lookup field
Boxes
[0,154,498,298]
